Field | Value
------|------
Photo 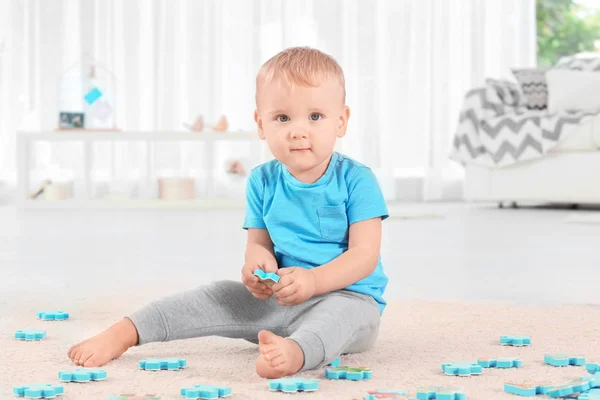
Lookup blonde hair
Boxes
[256,46,346,104]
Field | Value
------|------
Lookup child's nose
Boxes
[290,129,308,139]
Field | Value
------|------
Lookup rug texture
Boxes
[1,296,599,400]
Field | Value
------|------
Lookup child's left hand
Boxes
[271,267,317,306]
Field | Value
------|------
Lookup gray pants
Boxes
[128,280,381,371]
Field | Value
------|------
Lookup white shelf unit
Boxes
[16,130,263,209]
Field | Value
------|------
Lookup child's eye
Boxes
[276,115,290,122]
[310,113,322,121]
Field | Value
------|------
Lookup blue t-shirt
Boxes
[243,152,389,313]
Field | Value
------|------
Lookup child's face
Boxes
[255,78,349,180]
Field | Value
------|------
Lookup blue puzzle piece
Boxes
[58,368,107,382]
[15,328,46,341]
[268,378,319,393]
[544,354,586,367]
[415,386,466,400]
[180,384,232,399]
[84,87,103,104]
[13,384,64,398]
[579,388,600,400]
[364,389,408,399]
[504,382,554,397]
[500,335,530,346]
[326,366,372,380]
[37,311,69,321]
[139,358,187,371]
[329,357,341,367]
[547,379,592,398]
[477,357,522,368]
[442,362,482,376]
[588,363,600,374]
[253,270,280,286]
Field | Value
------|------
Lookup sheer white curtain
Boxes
[0,0,536,200]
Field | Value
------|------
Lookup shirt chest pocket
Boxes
[317,205,349,242]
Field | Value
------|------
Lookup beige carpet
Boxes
[2,297,599,400]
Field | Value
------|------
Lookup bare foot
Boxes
[255,330,304,379]
[67,318,138,367]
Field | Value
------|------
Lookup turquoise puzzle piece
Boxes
[364,389,408,399]
[504,381,554,396]
[37,311,69,321]
[544,354,586,367]
[585,372,600,388]
[84,87,103,104]
[500,335,531,346]
[442,362,482,376]
[268,378,319,393]
[180,384,232,399]
[15,328,46,341]
[547,379,592,398]
[477,357,522,368]
[325,366,372,380]
[108,395,160,400]
[139,358,187,371]
[579,388,600,400]
[13,384,64,398]
[415,386,466,400]
[329,357,341,367]
[58,368,107,382]
[588,363,600,374]
[253,270,280,286]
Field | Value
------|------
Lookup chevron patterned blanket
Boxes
[450,84,600,167]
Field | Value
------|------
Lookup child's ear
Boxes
[254,110,266,140]
[336,106,350,138]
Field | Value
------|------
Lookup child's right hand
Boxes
[241,260,278,300]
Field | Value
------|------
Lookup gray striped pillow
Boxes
[511,68,548,111]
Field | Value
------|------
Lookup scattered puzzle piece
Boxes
[180,384,232,399]
[579,388,600,400]
[504,381,554,397]
[253,270,280,286]
[329,357,341,367]
[546,379,592,398]
[415,386,466,400]
[58,368,107,382]
[442,362,483,376]
[15,328,46,341]
[588,363,600,374]
[544,354,586,367]
[108,395,160,400]
[364,389,408,399]
[584,372,600,388]
[268,378,319,393]
[477,357,522,369]
[37,310,69,321]
[500,335,531,346]
[139,358,187,371]
[325,366,373,380]
[13,384,64,398]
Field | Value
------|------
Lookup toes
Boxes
[262,347,283,361]
[83,355,101,368]
[260,343,279,355]
[268,353,286,368]
[78,350,94,366]
[258,330,277,345]
[67,345,77,359]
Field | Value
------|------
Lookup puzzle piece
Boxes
[325,366,373,380]
[13,384,64,398]
[588,363,600,374]
[504,381,554,397]
[414,386,466,400]
[15,328,46,341]
[58,368,107,382]
[364,389,408,399]
[579,388,600,400]
[139,358,187,371]
[500,335,531,346]
[268,378,319,393]
[477,357,522,368]
[546,379,592,398]
[442,362,482,376]
[544,354,586,367]
[108,395,160,400]
[329,357,341,367]
[37,310,69,321]
[253,270,280,286]
[84,87,103,105]
[180,384,232,399]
